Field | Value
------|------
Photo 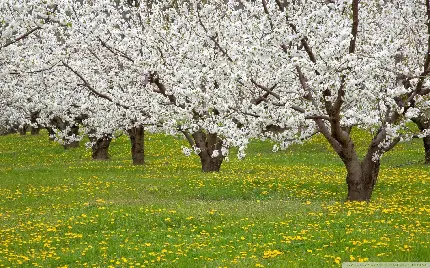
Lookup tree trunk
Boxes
[31,127,40,135]
[128,126,144,165]
[423,134,430,164]
[319,124,381,202]
[412,116,430,165]
[345,156,380,201]
[18,125,27,135]
[199,152,224,172]
[30,111,40,135]
[90,136,112,160]
[46,127,56,141]
[63,125,80,149]
[191,131,224,172]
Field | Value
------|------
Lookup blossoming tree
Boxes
[197,0,430,200]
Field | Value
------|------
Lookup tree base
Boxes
[128,127,145,165]
[92,141,111,160]
[31,127,40,135]
[200,155,223,172]
[63,141,80,149]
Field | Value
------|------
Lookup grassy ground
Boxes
[0,130,429,267]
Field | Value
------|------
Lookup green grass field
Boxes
[0,131,429,267]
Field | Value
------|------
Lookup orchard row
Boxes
[1,0,430,200]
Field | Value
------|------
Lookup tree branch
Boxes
[2,26,42,49]
[2,5,58,49]
[196,8,233,62]
[261,0,274,30]
[250,79,280,99]
[349,0,359,54]
[62,61,129,110]
[97,37,134,62]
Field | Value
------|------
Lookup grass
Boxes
[0,130,429,267]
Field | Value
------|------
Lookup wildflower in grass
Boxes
[263,250,283,259]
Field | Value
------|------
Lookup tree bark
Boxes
[191,131,224,172]
[49,117,80,149]
[128,126,145,165]
[423,134,430,164]
[30,111,40,135]
[46,127,56,141]
[31,127,40,135]
[315,118,386,201]
[18,124,27,135]
[412,116,430,165]
[199,152,223,172]
[90,135,112,160]
[63,125,80,149]
[345,155,380,201]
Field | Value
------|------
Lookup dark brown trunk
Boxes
[46,127,56,141]
[412,116,430,164]
[345,156,379,201]
[31,127,40,135]
[18,125,27,135]
[128,126,144,165]
[322,126,380,202]
[63,125,80,149]
[424,134,430,164]
[90,136,112,160]
[199,153,223,172]
[30,111,40,135]
[191,131,224,172]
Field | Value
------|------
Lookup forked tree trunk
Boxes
[191,131,224,172]
[90,136,112,160]
[128,126,145,165]
[318,122,386,202]
[63,125,80,149]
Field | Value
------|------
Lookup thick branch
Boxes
[148,72,185,109]
[97,37,134,62]
[2,5,58,49]
[314,119,343,154]
[291,105,305,113]
[197,9,233,62]
[274,0,284,12]
[250,79,280,99]
[261,0,274,30]
[332,77,346,118]
[295,65,312,100]
[253,92,270,105]
[349,0,359,54]
[180,130,195,147]
[2,26,42,49]
[305,115,332,121]
[62,61,129,110]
